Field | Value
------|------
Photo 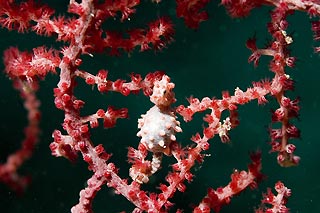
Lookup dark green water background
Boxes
[0,1,319,212]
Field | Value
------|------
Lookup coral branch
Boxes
[256,181,291,213]
[0,79,40,193]
[194,152,263,213]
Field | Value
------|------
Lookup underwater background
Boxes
[0,1,319,212]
